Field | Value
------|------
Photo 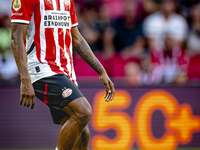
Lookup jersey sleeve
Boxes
[11,0,34,24]
[70,0,78,27]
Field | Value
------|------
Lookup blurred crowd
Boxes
[0,14,19,83]
[1,0,200,86]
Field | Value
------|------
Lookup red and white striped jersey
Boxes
[11,0,78,85]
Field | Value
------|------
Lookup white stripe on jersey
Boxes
[52,0,57,10]
[65,30,72,77]
[69,24,77,85]
[58,0,65,73]
[60,0,64,11]
[39,0,47,64]
[54,27,63,71]
[58,0,68,74]
[69,27,73,76]
[26,14,35,50]
[72,23,78,27]
[51,0,63,72]
[11,19,30,24]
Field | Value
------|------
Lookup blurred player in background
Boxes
[11,0,115,150]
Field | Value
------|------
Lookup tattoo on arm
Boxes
[73,37,105,75]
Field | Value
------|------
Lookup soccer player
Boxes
[11,0,115,150]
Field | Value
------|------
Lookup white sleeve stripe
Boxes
[72,23,78,27]
[11,19,30,24]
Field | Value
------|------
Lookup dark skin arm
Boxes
[72,27,115,101]
[11,23,114,106]
[11,23,35,109]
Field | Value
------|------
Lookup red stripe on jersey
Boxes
[43,82,48,105]
[65,29,73,78]
[34,1,42,63]
[45,28,63,74]
[64,1,70,11]
[24,39,26,47]
[72,79,75,84]
[58,28,70,75]
[44,0,54,10]
[55,0,61,10]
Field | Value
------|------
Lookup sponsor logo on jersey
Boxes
[13,0,21,11]
[64,0,70,5]
[12,12,23,16]
[44,11,71,28]
[62,88,73,98]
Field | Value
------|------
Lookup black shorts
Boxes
[33,74,84,124]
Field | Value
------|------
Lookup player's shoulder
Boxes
[12,0,37,8]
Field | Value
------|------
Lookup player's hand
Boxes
[20,79,35,110]
[99,72,115,102]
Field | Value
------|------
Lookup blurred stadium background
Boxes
[0,0,200,149]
